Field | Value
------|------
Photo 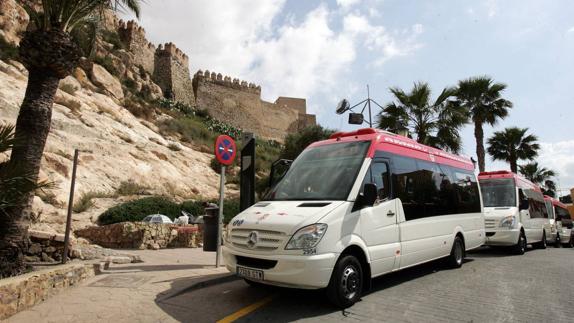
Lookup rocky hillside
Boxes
[0,58,235,235]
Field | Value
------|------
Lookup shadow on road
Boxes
[106,263,214,272]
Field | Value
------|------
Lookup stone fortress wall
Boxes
[117,20,156,75]
[114,18,315,142]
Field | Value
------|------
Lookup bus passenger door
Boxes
[359,160,400,277]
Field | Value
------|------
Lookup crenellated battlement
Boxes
[193,69,261,95]
[155,42,189,66]
[118,20,156,51]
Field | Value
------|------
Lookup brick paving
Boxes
[6,247,574,322]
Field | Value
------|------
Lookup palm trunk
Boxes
[510,159,518,173]
[0,68,60,277]
[474,120,485,172]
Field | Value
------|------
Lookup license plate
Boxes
[237,266,264,281]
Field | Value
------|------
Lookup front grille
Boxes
[230,228,287,251]
[486,232,495,237]
[484,219,497,229]
[236,256,277,269]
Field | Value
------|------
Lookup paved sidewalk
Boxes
[6,248,232,323]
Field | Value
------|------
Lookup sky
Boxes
[122,0,574,194]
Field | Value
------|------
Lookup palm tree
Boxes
[378,82,468,153]
[518,162,556,184]
[487,127,540,173]
[455,76,512,172]
[1,0,141,277]
[544,180,557,197]
[518,162,557,196]
[0,124,51,277]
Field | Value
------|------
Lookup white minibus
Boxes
[545,196,573,248]
[479,171,550,254]
[222,128,485,307]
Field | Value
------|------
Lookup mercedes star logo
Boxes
[247,231,258,249]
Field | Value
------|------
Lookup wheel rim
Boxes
[341,265,359,300]
[543,233,546,247]
[454,241,463,265]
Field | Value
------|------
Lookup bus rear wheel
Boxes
[326,254,363,308]
[446,236,464,268]
[555,233,561,248]
[533,231,547,249]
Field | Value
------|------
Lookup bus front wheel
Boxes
[512,231,527,255]
[326,254,363,308]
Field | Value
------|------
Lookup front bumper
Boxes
[560,229,572,243]
[485,229,521,246]
[222,246,337,289]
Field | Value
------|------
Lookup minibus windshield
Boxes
[264,141,370,201]
[479,178,516,207]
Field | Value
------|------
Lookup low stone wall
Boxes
[74,222,201,250]
[0,263,96,320]
[25,230,69,263]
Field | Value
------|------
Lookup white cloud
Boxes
[337,0,361,11]
[485,0,498,18]
[125,0,423,113]
[537,140,574,192]
[567,26,574,33]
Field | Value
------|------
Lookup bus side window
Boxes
[360,161,390,201]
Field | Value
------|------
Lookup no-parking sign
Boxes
[214,135,237,166]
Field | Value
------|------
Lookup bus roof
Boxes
[308,128,475,170]
[544,195,568,209]
[478,170,542,192]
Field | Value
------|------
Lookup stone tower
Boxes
[153,43,195,105]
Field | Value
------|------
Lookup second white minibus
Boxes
[223,128,485,308]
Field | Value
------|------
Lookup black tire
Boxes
[446,236,465,268]
[562,237,573,248]
[555,233,561,248]
[534,231,547,249]
[326,254,363,308]
[512,231,527,255]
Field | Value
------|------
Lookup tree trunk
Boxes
[510,159,518,173]
[0,69,60,277]
[474,120,485,172]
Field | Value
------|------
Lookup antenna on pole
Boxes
[336,84,384,128]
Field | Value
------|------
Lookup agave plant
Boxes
[1,0,142,278]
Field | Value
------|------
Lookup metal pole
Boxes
[216,165,226,267]
[367,84,373,127]
[62,149,79,264]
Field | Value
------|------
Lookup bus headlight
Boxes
[286,224,328,250]
[499,216,516,229]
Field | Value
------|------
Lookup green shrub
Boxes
[98,196,181,225]
[73,191,114,213]
[101,30,124,50]
[60,83,77,95]
[160,117,214,148]
[116,180,150,196]
[99,197,241,225]
[281,125,334,160]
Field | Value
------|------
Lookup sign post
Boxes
[62,149,79,264]
[214,135,237,267]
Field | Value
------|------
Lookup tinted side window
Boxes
[556,206,571,220]
[360,161,390,201]
[449,168,481,214]
[392,156,422,220]
[522,189,545,219]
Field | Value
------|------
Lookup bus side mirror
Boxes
[356,183,377,209]
[519,199,529,211]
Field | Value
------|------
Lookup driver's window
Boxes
[360,161,390,201]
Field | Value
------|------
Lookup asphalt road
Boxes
[159,246,574,323]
